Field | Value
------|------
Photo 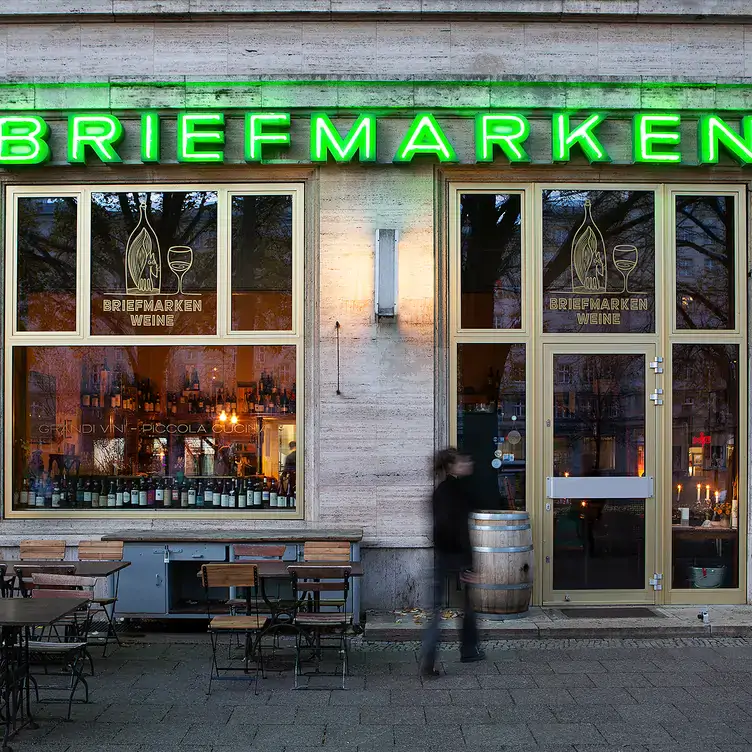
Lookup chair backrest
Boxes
[303,541,350,562]
[31,573,98,591]
[78,540,124,561]
[287,565,352,596]
[201,563,258,589]
[20,540,66,561]
[233,544,286,560]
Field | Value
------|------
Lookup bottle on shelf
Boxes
[98,480,108,509]
[188,479,196,507]
[155,477,165,507]
[238,478,247,509]
[50,479,61,509]
[116,478,124,507]
[261,477,270,508]
[138,478,148,507]
[122,479,132,507]
[19,478,29,506]
[196,481,204,508]
[220,480,230,509]
[171,478,180,508]
[107,480,117,508]
[269,477,278,508]
[83,478,92,507]
[147,477,156,507]
[253,477,262,508]
[205,479,215,507]
[180,481,189,509]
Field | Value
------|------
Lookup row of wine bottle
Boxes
[15,474,297,510]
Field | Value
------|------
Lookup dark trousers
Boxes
[421,552,479,668]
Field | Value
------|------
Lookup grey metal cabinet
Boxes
[116,544,168,616]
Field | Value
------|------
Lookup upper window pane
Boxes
[542,190,656,334]
[17,197,78,332]
[90,191,218,336]
[675,195,735,330]
[231,195,293,331]
[460,193,522,329]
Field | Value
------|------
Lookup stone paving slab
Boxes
[365,606,752,641]
[12,635,752,752]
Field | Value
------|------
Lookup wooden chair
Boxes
[288,565,352,690]
[303,541,351,611]
[77,540,125,655]
[28,574,94,720]
[201,564,269,695]
[15,564,76,598]
[20,540,66,561]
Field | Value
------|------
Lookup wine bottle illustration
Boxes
[571,199,607,294]
[125,202,161,295]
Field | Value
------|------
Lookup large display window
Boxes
[449,181,747,606]
[5,184,304,518]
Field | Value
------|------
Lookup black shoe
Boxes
[460,650,486,663]
[419,661,441,679]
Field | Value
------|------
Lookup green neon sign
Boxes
[0,109,751,166]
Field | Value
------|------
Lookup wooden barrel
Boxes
[469,511,533,618]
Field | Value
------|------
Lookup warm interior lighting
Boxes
[219,410,227,422]
[230,413,238,425]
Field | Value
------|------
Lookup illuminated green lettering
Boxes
[245,112,291,162]
[310,113,376,162]
[475,114,530,163]
[551,112,610,163]
[393,113,457,163]
[68,114,123,163]
[177,112,224,163]
[698,114,752,165]
[0,115,50,165]
[633,113,681,164]
[141,111,160,163]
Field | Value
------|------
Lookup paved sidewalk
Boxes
[14,634,752,752]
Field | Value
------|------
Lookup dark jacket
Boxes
[431,474,474,569]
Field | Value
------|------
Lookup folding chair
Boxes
[19,540,66,561]
[302,541,351,612]
[201,564,269,695]
[28,578,94,720]
[14,565,76,598]
[77,540,124,656]
[289,565,352,690]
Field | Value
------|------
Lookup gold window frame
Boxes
[4,182,305,520]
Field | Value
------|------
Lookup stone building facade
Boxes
[0,1,751,610]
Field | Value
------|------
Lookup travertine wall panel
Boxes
[317,164,434,546]
[1,20,752,80]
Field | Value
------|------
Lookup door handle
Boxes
[191,554,204,559]
[155,574,163,587]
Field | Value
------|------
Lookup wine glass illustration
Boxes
[167,245,193,295]
[612,245,638,294]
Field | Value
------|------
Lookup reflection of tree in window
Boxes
[460,193,522,329]
[675,196,734,330]
[17,198,78,332]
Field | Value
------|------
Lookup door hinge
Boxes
[649,573,663,591]
[649,356,664,374]
[650,389,664,406]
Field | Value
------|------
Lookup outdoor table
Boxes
[0,597,89,752]
[2,561,130,578]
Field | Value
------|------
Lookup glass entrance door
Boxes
[543,346,658,603]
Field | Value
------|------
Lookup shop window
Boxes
[671,343,739,588]
[231,194,293,332]
[11,345,297,513]
[459,193,523,330]
[16,196,78,333]
[6,183,303,518]
[456,343,526,510]
[675,195,735,330]
[90,191,218,336]
[541,189,656,334]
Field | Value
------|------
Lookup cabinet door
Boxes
[116,545,168,616]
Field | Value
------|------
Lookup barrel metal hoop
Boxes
[472,582,532,591]
[470,524,531,531]
[472,512,529,520]
[472,545,533,554]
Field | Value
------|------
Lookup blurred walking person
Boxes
[420,448,484,678]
